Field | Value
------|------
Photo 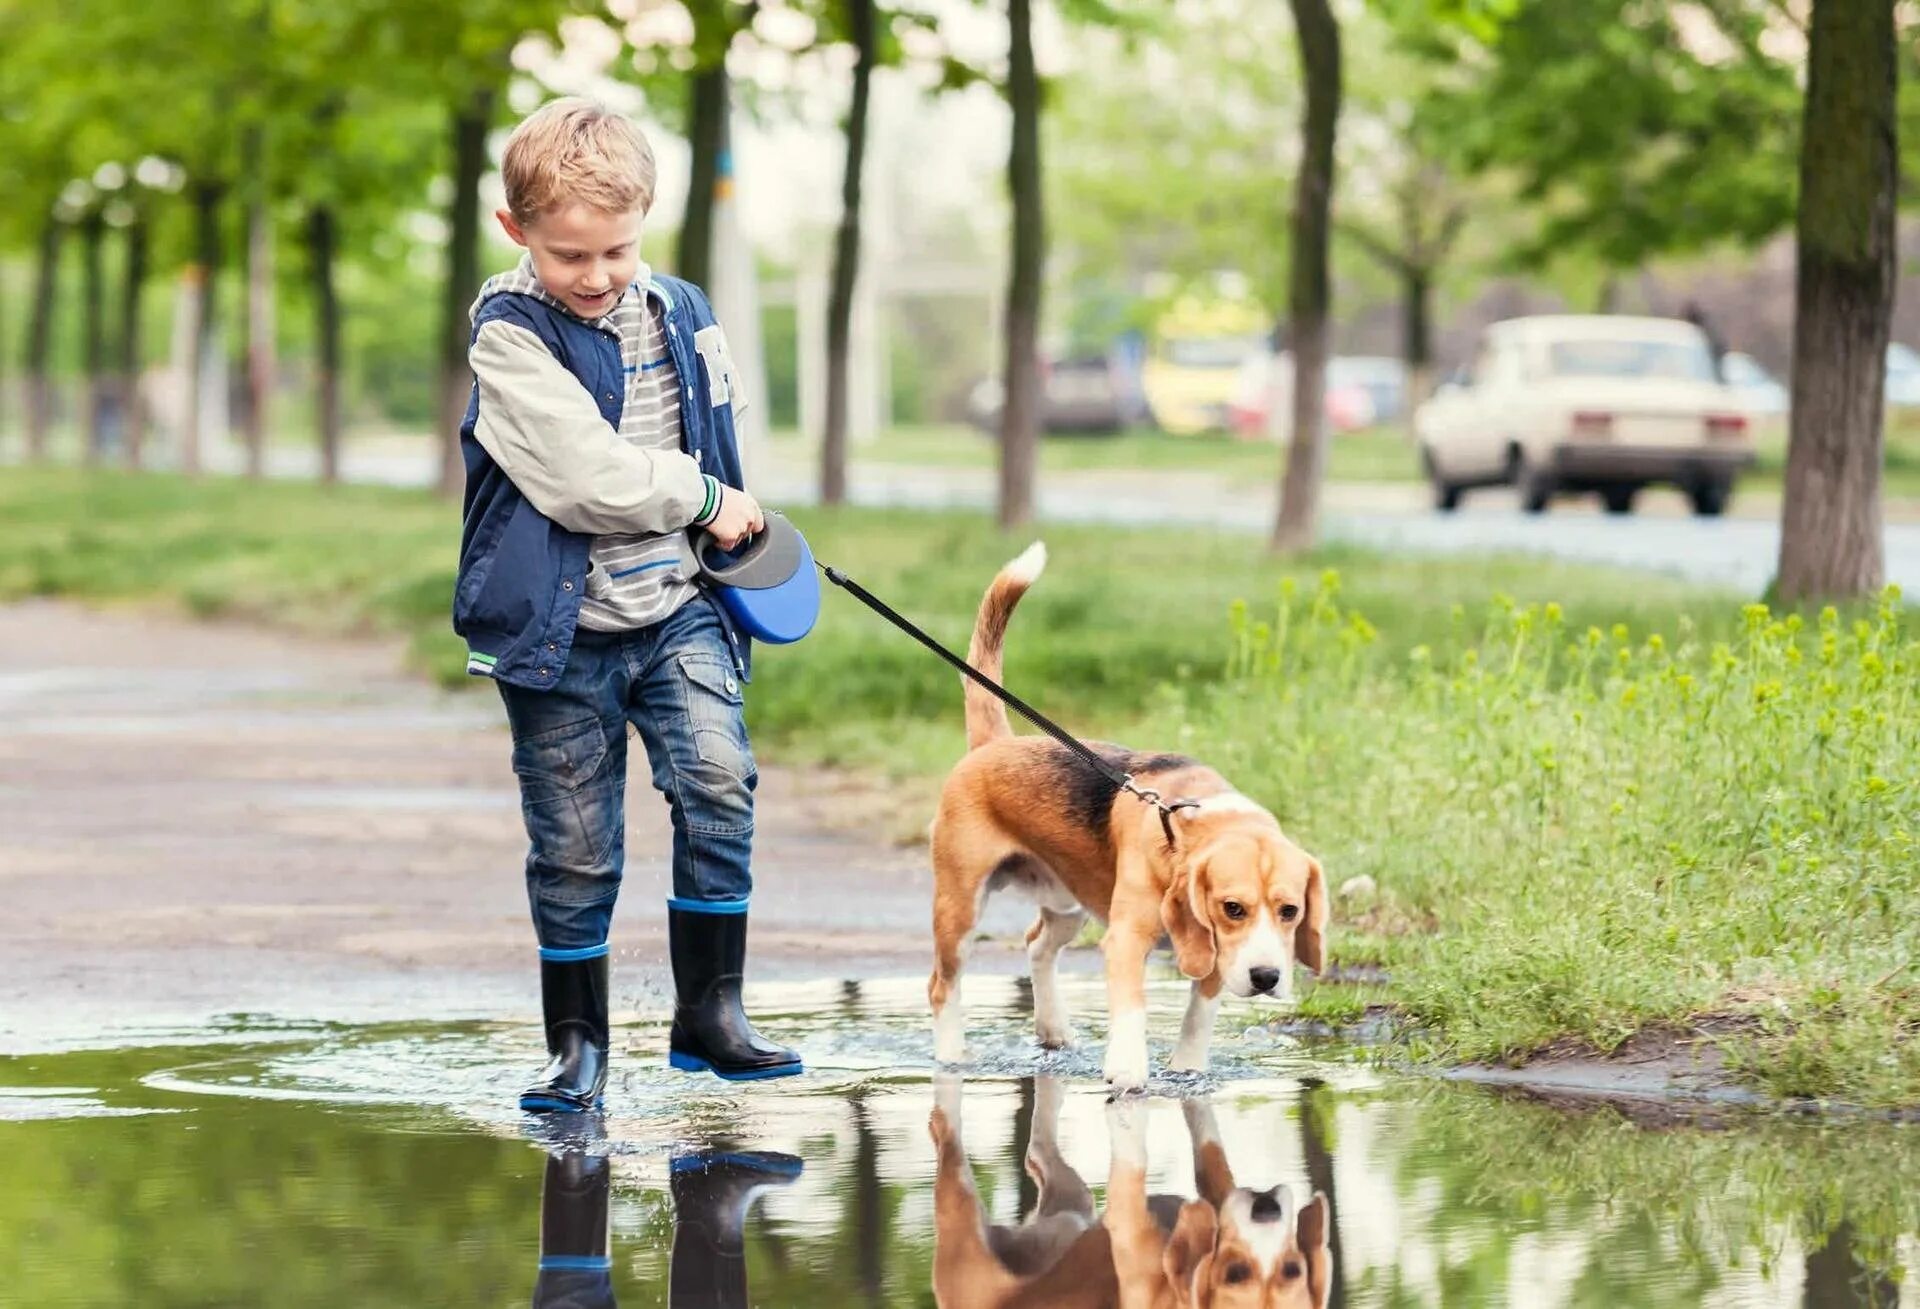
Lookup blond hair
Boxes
[501,98,657,224]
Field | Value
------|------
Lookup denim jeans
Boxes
[496,596,756,951]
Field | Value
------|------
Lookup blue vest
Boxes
[452,274,752,690]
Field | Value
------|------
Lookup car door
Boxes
[1420,337,1492,478]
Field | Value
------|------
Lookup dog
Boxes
[927,543,1328,1090]
[930,1074,1332,1309]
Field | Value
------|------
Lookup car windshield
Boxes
[1164,337,1262,369]
[1546,338,1716,381]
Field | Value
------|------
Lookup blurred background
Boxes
[3,0,1916,549]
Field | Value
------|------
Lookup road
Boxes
[202,435,1920,597]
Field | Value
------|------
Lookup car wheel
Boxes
[1516,454,1555,514]
[1690,479,1731,517]
[1422,447,1462,512]
[1601,485,1638,515]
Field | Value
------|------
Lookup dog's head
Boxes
[1158,799,1326,999]
[1164,1185,1331,1309]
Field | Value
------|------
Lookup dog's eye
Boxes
[1278,903,1299,922]
[1224,1263,1253,1285]
[1281,1259,1303,1279]
[1222,901,1247,921]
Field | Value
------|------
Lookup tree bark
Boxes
[681,67,730,289]
[1404,265,1432,437]
[81,209,108,465]
[121,211,149,468]
[821,0,876,507]
[439,85,494,498]
[999,0,1044,530]
[1776,0,1896,602]
[25,210,62,463]
[1273,0,1342,552]
[308,203,342,486]
[183,179,226,477]
[242,121,274,480]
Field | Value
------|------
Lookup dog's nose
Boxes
[1250,1188,1284,1222]
[1249,966,1281,994]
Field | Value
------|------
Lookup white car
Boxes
[1416,315,1755,516]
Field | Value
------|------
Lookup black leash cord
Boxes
[817,561,1199,839]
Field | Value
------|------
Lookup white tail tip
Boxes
[1005,541,1048,585]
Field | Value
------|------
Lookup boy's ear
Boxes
[495,207,529,247]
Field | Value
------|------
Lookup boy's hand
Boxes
[704,486,765,551]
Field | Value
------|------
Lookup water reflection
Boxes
[930,1075,1332,1308]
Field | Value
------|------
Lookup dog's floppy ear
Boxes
[1296,855,1328,975]
[1161,858,1216,979]
[1162,1198,1217,1307]
[1295,1191,1332,1309]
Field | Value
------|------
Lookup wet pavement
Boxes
[5,602,1920,1306]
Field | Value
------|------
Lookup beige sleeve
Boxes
[469,319,709,536]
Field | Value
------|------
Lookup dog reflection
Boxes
[930,1077,1330,1309]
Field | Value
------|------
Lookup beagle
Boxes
[930,1075,1332,1309]
[928,544,1328,1090]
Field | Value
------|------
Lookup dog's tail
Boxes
[964,541,1047,751]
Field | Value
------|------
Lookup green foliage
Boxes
[1401,0,1801,269]
[1203,574,1920,1104]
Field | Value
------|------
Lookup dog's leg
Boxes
[1026,908,1085,1050]
[930,832,993,1066]
[1168,979,1222,1073]
[1027,1074,1094,1220]
[1181,1096,1236,1207]
[1100,905,1156,1092]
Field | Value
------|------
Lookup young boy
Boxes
[454,98,802,1113]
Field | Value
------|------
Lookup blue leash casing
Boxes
[687,511,820,645]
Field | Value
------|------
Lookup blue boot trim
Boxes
[538,942,609,962]
[669,1050,804,1081]
[520,1093,604,1114]
[670,1152,806,1177]
[666,896,749,915]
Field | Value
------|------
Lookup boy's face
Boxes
[496,203,645,320]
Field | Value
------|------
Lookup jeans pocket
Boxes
[676,652,755,783]
[511,715,612,803]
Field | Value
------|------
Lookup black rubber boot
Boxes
[666,907,803,1081]
[532,1149,615,1309]
[522,953,610,1114]
[668,1150,803,1308]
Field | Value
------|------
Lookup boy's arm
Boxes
[469,319,721,536]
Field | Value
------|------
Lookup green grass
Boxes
[4,466,1915,1104]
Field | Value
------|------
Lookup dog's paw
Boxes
[1166,1043,1210,1074]
[1103,1041,1149,1092]
[933,1010,968,1065]
[1036,1022,1076,1052]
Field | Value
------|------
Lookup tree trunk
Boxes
[309,203,342,486]
[821,0,876,507]
[1776,0,1896,602]
[81,209,108,465]
[1403,265,1432,437]
[121,211,149,468]
[1296,1080,1347,1309]
[1272,0,1342,552]
[25,210,62,462]
[1802,1221,1899,1307]
[242,121,274,479]
[681,67,730,289]
[439,85,494,498]
[183,179,225,477]
[999,0,1044,530]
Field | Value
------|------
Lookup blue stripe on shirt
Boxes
[607,558,679,580]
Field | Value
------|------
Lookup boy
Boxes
[454,98,802,1113]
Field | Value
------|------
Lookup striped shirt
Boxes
[490,253,701,632]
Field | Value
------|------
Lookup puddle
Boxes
[5,977,1918,1306]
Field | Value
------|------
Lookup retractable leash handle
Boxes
[683,511,821,645]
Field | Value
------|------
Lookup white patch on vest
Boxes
[693,323,738,410]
